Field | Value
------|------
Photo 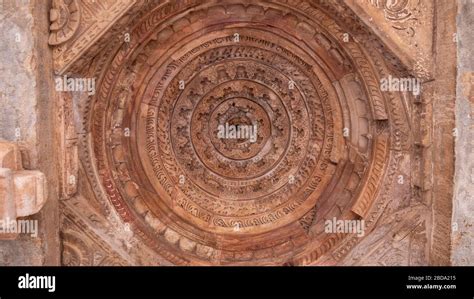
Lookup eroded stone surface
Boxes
[0,168,16,232]
[452,0,474,266]
[0,1,37,165]
[0,142,22,170]
[13,170,47,217]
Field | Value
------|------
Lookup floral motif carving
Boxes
[48,0,81,45]
[367,0,420,36]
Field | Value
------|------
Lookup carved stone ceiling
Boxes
[51,0,433,266]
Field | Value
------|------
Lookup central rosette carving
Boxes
[182,80,288,185]
[210,98,266,159]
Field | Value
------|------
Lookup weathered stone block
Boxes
[0,168,17,240]
[13,170,47,217]
[0,142,22,170]
[0,141,48,241]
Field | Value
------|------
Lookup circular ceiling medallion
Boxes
[87,1,409,265]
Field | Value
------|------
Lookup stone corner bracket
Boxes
[0,141,47,240]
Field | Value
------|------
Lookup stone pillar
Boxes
[452,0,474,265]
[0,0,60,265]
